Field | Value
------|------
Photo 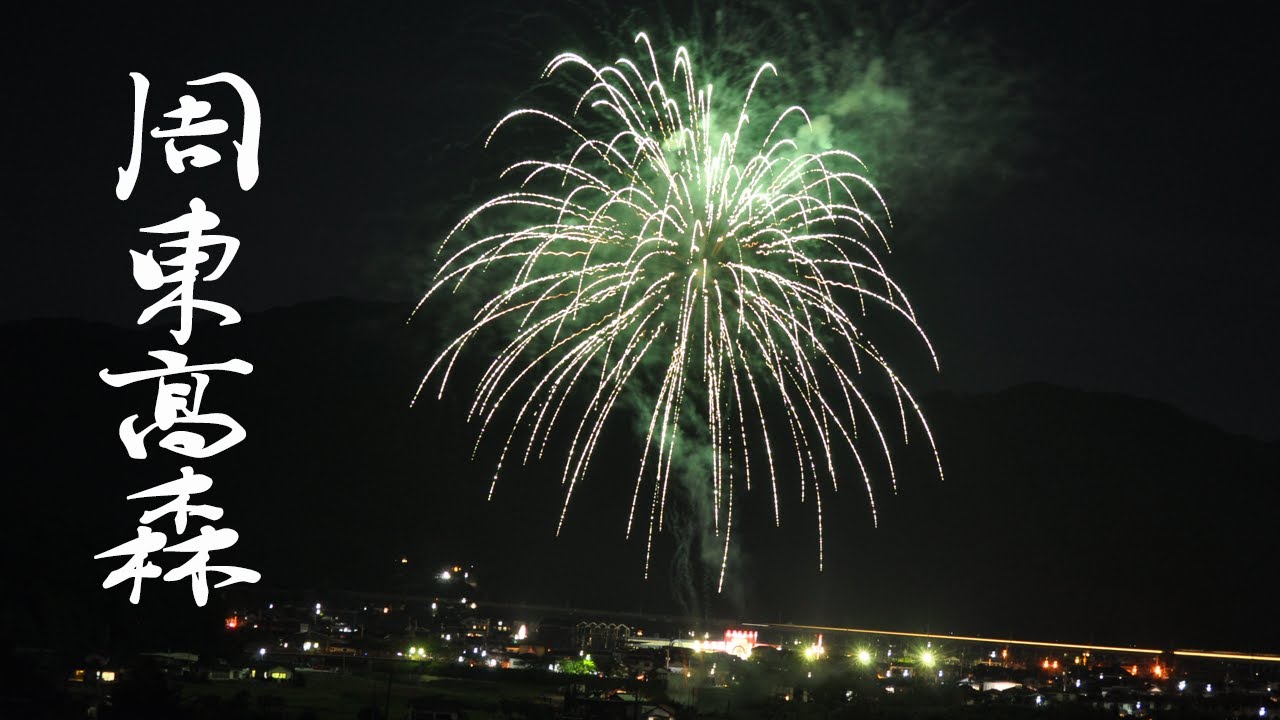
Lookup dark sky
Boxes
[6,2,1276,440]
[2,1,1277,653]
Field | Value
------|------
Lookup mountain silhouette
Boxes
[2,299,1275,658]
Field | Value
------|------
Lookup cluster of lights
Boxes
[407,646,428,658]
[803,635,826,660]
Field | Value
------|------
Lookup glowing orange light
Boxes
[225,616,239,630]
[1153,665,1163,678]
[1042,660,1050,670]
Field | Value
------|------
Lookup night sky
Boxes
[3,2,1277,652]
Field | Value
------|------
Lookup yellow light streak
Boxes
[1173,650,1280,663]
[743,622,1164,655]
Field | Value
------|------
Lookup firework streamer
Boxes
[413,33,943,591]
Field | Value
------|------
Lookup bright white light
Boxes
[1258,707,1266,717]
[441,570,452,580]
[857,649,872,665]
[258,648,266,657]
[1207,684,1213,693]
[921,650,935,667]
[303,641,312,651]
[1178,681,1186,691]
[1035,695,1043,706]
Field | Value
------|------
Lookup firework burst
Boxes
[413,33,942,590]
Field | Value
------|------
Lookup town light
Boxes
[857,649,872,665]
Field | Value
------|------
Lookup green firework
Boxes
[414,34,943,590]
